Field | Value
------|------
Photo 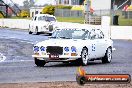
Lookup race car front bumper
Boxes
[32,54,81,62]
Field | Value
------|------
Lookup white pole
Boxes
[84,0,90,24]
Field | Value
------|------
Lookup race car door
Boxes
[89,29,97,59]
[94,29,106,58]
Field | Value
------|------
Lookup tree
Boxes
[42,5,55,15]
[19,10,29,17]
[29,0,35,7]
[11,3,20,13]
[0,11,4,18]
[23,0,35,9]
[23,0,30,9]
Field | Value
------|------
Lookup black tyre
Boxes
[48,25,53,32]
[29,25,32,34]
[29,31,33,34]
[48,33,52,36]
[80,48,89,66]
[102,47,112,63]
[35,27,39,35]
[34,58,46,67]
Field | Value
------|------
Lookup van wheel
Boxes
[35,27,39,35]
[29,31,32,34]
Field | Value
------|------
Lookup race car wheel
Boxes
[102,47,112,63]
[81,48,89,65]
[34,58,46,67]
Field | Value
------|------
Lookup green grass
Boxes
[2,16,132,26]
[9,16,31,20]
[118,17,132,26]
[57,17,132,26]
[57,17,84,24]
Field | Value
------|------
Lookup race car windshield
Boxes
[51,29,89,39]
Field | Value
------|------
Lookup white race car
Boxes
[29,14,57,35]
[32,28,113,66]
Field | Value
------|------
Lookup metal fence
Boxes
[54,9,83,17]
[54,9,113,17]
[55,9,132,25]
[55,9,132,18]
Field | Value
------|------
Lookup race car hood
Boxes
[35,39,83,47]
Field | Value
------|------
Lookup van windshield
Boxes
[38,16,56,22]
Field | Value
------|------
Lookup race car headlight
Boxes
[71,46,76,52]
[33,46,39,52]
[40,46,45,51]
[64,47,69,52]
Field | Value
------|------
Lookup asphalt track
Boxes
[0,28,132,83]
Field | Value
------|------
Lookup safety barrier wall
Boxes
[111,26,132,40]
[0,19,132,40]
[0,19,31,29]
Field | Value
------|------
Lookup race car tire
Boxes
[34,58,46,67]
[81,48,89,66]
[102,47,112,63]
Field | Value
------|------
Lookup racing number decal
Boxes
[92,44,96,51]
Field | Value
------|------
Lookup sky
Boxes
[4,0,55,6]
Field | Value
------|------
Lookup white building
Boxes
[56,0,83,5]
[56,0,111,10]
[30,0,112,17]
[91,0,111,10]
[30,7,44,17]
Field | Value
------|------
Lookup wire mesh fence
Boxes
[55,9,132,26]
[54,9,83,17]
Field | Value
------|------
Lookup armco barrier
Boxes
[0,19,132,40]
[0,19,31,29]
[111,26,132,40]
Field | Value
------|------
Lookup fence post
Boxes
[128,11,129,19]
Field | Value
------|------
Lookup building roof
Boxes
[30,7,44,9]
